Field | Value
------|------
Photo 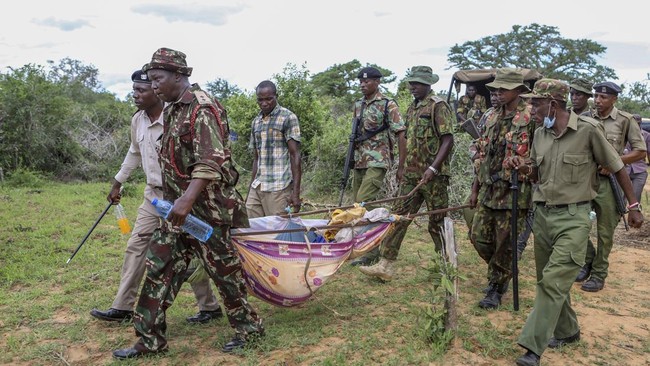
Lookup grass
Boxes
[0,181,649,365]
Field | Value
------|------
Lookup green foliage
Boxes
[619,80,650,115]
[311,59,398,106]
[206,77,243,100]
[220,92,258,172]
[1,167,48,188]
[0,60,134,182]
[447,23,617,82]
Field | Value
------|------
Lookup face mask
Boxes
[543,102,556,128]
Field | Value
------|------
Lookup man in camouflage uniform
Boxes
[348,66,407,266]
[578,81,646,292]
[569,78,594,116]
[112,48,263,359]
[469,68,535,309]
[510,79,643,366]
[359,65,454,281]
[457,84,487,123]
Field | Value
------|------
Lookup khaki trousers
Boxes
[245,184,292,218]
[111,198,220,311]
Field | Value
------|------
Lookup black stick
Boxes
[66,201,113,264]
[510,167,520,311]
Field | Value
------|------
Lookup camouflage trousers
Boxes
[470,205,528,285]
[133,224,263,352]
[380,175,449,260]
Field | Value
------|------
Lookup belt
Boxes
[537,201,590,209]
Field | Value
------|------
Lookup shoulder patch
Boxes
[193,90,213,106]
[617,109,633,119]
[429,95,444,104]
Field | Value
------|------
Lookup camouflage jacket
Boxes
[404,92,455,177]
[158,84,249,228]
[474,98,534,210]
[352,91,406,169]
[457,94,487,121]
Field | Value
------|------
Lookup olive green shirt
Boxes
[592,106,646,155]
[531,112,624,205]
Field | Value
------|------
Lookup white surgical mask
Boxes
[543,102,556,128]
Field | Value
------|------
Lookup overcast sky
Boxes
[1,0,648,100]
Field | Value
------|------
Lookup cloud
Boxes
[131,4,245,26]
[32,17,91,32]
[601,41,650,69]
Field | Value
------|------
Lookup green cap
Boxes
[405,65,439,85]
[142,47,193,76]
[521,78,569,102]
[485,68,529,92]
[569,78,593,96]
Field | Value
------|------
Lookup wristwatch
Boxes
[428,166,439,175]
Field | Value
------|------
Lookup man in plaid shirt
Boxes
[246,80,302,217]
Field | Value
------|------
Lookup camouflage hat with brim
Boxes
[569,78,593,95]
[405,65,439,85]
[485,68,530,92]
[142,47,193,76]
[521,78,569,102]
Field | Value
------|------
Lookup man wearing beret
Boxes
[348,66,407,266]
[112,48,263,359]
[509,79,643,366]
[359,65,454,280]
[469,68,535,309]
[578,81,646,292]
[91,70,224,326]
[568,78,594,116]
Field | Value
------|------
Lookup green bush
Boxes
[2,168,48,188]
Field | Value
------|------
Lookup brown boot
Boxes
[358,258,395,281]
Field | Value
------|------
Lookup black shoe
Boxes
[112,346,167,359]
[221,333,263,353]
[90,308,133,322]
[350,255,375,267]
[186,309,224,324]
[515,350,540,366]
[478,283,503,309]
[548,330,581,348]
[575,264,592,282]
[581,277,604,292]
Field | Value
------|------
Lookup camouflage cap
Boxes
[520,78,569,102]
[569,78,593,96]
[485,68,530,92]
[405,65,439,85]
[142,47,193,76]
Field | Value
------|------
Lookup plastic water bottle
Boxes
[115,203,131,234]
[150,198,213,242]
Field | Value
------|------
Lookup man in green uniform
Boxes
[469,68,535,309]
[579,81,646,291]
[569,78,593,116]
[112,48,263,359]
[457,84,487,123]
[348,66,407,266]
[509,79,643,366]
[358,65,454,280]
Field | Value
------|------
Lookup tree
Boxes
[311,60,398,105]
[447,23,617,82]
[206,77,242,101]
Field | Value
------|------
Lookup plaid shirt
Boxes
[249,104,301,191]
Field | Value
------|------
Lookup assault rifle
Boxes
[608,173,629,231]
[338,105,363,206]
[510,154,520,312]
[458,116,481,139]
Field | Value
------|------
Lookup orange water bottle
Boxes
[115,203,131,234]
